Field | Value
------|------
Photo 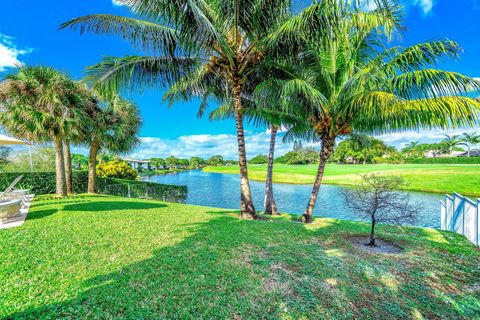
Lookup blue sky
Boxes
[1,0,479,159]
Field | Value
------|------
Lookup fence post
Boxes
[477,199,479,247]
[127,184,131,198]
[145,184,148,199]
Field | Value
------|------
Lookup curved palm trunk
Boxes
[302,136,335,223]
[264,125,278,215]
[88,137,100,194]
[233,81,257,219]
[53,136,67,197]
[63,142,73,194]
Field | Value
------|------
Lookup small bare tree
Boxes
[341,174,422,246]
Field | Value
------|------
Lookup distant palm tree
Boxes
[83,95,141,193]
[259,4,480,223]
[402,141,420,156]
[461,132,480,157]
[442,135,465,156]
[60,0,340,219]
[0,66,88,196]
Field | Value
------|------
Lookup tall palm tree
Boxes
[0,66,88,196]
[461,132,480,157]
[60,0,343,219]
[258,3,480,223]
[83,95,141,193]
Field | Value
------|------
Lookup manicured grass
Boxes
[1,195,479,319]
[204,163,480,196]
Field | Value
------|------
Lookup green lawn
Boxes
[1,195,479,319]
[204,163,480,196]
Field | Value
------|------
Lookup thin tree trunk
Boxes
[233,79,256,219]
[63,142,73,194]
[88,137,100,194]
[369,215,376,246]
[264,125,278,215]
[53,136,67,197]
[468,146,471,157]
[302,136,335,223]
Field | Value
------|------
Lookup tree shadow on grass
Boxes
[60,200,168,212]
[26,208,58,221]
[6,212,480,319]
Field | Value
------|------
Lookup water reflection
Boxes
[145,170,443,228]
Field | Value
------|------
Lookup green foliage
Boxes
[1,195,479,319]
[2,148,56,172]
[0,171,88,194]
[189,156,205,169]
[0,171,187,202]
[0,146,12,167]
[71,153,89,170]
[149,157,165,169]
[406,157,480,164]
[165,156,189,169]
[97,160,138,180]
[249,154,268,164]
[206,155,225,166]
[275,148,319,165]
[332,135,396,164]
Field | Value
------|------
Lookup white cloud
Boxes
[112,0,125,6]
[362,0,435,15]
[412,0,434,14]
[0,34,32,72]
[127,131,300,160]
[376,127,479,149]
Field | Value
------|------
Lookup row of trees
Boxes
[0,67,141,196]
[403,132,480,158]
[149,155,236,170]
[59,0,480,222]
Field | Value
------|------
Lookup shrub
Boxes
[405,157,480,164]
[249,155,268,164]
[0,171,187,203]
[97,160,138,180]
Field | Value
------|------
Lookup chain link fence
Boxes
[101,182,187,203]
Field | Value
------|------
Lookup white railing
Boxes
[441,193,479,247]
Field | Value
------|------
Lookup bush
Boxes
[405,157,480,164]
[249,155,268,164]
[0,171,188,203]
[97,160,138,180]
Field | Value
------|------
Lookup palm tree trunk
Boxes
[233,79,256,219]
[53,136,67,197]
[264,125,278,215]
[63,142,73,194]
[467,146,471,157]
[88,137,100,194]
[302,136,335,223]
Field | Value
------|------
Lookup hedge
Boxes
[0,171,187,203]
[406,157,480,164]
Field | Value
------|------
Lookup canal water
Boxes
[145,170,443,228]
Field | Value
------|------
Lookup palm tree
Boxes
[60,0,337,219]
[461,132,480,157]
[258,3,480,223]
[402,141,420,157]
[0,66,88,196]
[442,135,465,156]
[83,95,141,193]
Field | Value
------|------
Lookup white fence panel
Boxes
[441,193,479,247]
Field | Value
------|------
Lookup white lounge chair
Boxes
[0,176,30,208]
[0,199,22,223]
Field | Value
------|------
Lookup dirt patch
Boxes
[349,237,404,254]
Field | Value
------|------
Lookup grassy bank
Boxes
[1,195,479,319]
[204,163,480,196]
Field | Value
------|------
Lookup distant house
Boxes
[459,149,480,157]
[123,158,151,171]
